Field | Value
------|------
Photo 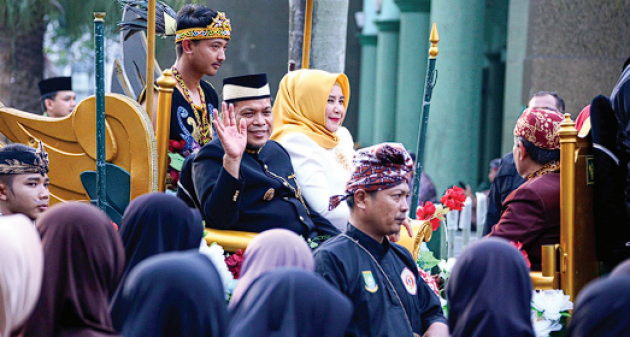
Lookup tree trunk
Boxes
[288,0,349,73]
[310,0,349,73]
[0,23,12,107]
[288,0,306,70]
[0,19,45,112]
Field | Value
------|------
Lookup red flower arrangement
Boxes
[416,201,442,231]
[415,185,468,231]
[225,249,244,279]
[510,241,532,269]
[439,185,466,211]
[418,268,440,296]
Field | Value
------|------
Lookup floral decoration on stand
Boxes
[225,248,244,279]
[415,185,467,231]
[166,139,200,191]
[414,186,466,317]
[531,289,573,337]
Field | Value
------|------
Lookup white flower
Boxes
[199,239,235,300]
[531,290,573,321]
[531,313,563,337]
[438,258,457,279]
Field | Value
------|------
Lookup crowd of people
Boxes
[6,2,630,337]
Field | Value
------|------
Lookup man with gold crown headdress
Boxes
[0,142,50,221]
[120,2,231,192]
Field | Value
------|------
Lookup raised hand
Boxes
[213,102,247,179]
[213,102,247,159]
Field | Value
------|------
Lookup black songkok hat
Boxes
[0,142,49,175]
[223,74,270,102]
[38,77,72,97]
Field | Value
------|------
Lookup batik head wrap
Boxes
[329,142,413,210]
[513,108,564,150]
[0,141,49,175]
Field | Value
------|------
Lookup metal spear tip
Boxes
[429,22,439,58]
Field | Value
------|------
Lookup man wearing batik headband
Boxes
[315,143,448,337]
[488,108,564,270]
[193,73,338,239]
[135,4,230,191]
[0,143,50,221]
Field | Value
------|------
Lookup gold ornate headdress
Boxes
[175,12,231,43]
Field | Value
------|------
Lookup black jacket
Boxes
[193,138,338,238]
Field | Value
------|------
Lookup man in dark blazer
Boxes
[193,74,338,239]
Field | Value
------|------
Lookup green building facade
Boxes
[355,0,630,194]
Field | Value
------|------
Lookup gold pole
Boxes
[558,113,577,300]
[301,0,313,69]
[146,0,156,123]
[156,69,176,192]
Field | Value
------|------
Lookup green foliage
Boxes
[417,250,441,271]
[0,0,46,28]
[0,0,199,46]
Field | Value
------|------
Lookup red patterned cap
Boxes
[513,108,564,150]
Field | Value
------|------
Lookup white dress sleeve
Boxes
[279,133,351,231]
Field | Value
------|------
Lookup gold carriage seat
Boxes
[529,115,599,301]
[204,219,432,255]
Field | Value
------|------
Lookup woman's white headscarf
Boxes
[0,214,43,337]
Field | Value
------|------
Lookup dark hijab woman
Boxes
[228,268,353,337]
[22,203,125,337]
[110,193,203,329]
[566,276,630,337]
[447,238,534,337]
[120,251,228,337]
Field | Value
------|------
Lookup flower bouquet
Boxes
[413,186,466,317]
[415,185,467,231]
[417,255,456,317]
[531,289,573,337]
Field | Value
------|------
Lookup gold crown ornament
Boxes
[175,12,231,43]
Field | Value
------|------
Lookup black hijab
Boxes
[447,238,534,337]
[566,276,630,337]
[110,193,203,330]
[120,251,228,337]
[610,258,630,277]
[228,267,353,337]
[23,202,125,337]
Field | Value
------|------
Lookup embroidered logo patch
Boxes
[362,271,378,293]
[400,267,417,295]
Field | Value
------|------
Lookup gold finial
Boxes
[559,113,577,139]
[94,12,106,21]
[428,22,439,59]
[157,69,176,91]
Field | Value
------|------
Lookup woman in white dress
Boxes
[271,69,354,231]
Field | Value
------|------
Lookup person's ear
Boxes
[354,190,369,210]
[518,142,528,160]
[181,39,195,54]
[0,182,10,201]
[44,98,55,112]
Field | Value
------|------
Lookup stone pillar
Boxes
[501,0,530,154]
[371,0,400,143]
[357,35,378,147]
[393,0,430,151]
[423,0,484,193]
[356,0,379,147]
